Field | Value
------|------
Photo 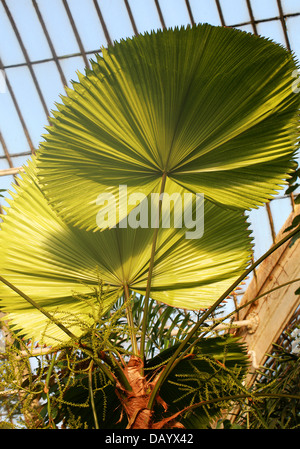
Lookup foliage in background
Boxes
[0,297,249,429]
[231,319,300,429]
[1,300,299,429]
[285,161,300,253]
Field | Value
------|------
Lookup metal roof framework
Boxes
[0,1,300,176]
[0,1,300,248]
[0,0,300,361]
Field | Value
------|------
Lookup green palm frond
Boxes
[56,369,126,429]
[57,336,249,429]
[36,24,300,231]
[146,336,249,428]
[0,160,251,344]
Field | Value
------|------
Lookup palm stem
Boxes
[88,361,99,429]
[90,348,132,392]
[148,223,300,410]
[124,283,139,356]
[0,275,78,342]
[140,172,167,364]
[202,276,300,338]
[157,391,300,426]
[45,352,57,429]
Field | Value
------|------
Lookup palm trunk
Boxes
[114,355,184,429]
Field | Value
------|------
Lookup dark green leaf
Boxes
[285,183,300,194]
[146,336,249,428]
[294,194,300,204]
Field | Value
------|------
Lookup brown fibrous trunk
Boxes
[114,356,184,429]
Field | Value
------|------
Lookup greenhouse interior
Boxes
[0,0,300,431]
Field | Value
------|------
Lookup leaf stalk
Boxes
[140,172,167,365]
[147,223,300,410]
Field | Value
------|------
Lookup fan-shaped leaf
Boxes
[0,161,251,344]
[36,24,300,231]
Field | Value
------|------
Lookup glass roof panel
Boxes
[5,65,48,148]
[270,196,294,235]
[219,0,250,25]
[235,23,253,33]
[0,2,25,66]
[250,0,279,20]
[32,61,66,113]
[0,157,13,196]
[97,0,135,43]
[256,19,287,46]
[9,153,30,169]
[282,0,300,14]
[189,0,222,26]
[248,206,274,261]
[128,0,162,34]
[156,0,191,28]
[286,15,300,56]
[5,0,52,62]
[36,0,81,57]
[0,75,32,154]
[59,55,88,87]
[66,0,109,52]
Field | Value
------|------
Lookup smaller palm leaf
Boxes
[0,160,252,344]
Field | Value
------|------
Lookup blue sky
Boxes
[0,0,300,263]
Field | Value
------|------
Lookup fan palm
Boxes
[0,24,299,429]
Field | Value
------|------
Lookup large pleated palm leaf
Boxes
[0,160,251,344]
[36,24,300,231]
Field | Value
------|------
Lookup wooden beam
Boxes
[235,204,300,385]
[0,167,25,177]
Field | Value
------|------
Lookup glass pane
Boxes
[5,66,48,148]
[250,0,279,20]
[270,197,293,236]
[59,55,87,88]
[248,206,274,261]
[235,24,254,33]
[128,0,164,33]
[281,0,300,15]
[37,0,81,57]
[0,151,10,168]
[11,154,30,169]
[219,0,250,25]
[33,61,67,113]
[157,0,191,28]
[96,0,135,43]
[0,76,32,154]
[256,20,287,47]
[0,174,14,204]
[6,0,52,62]
[189,0,222,26]
[286,16,300,58]
[0,2,25,66]
[67,0,108,51]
